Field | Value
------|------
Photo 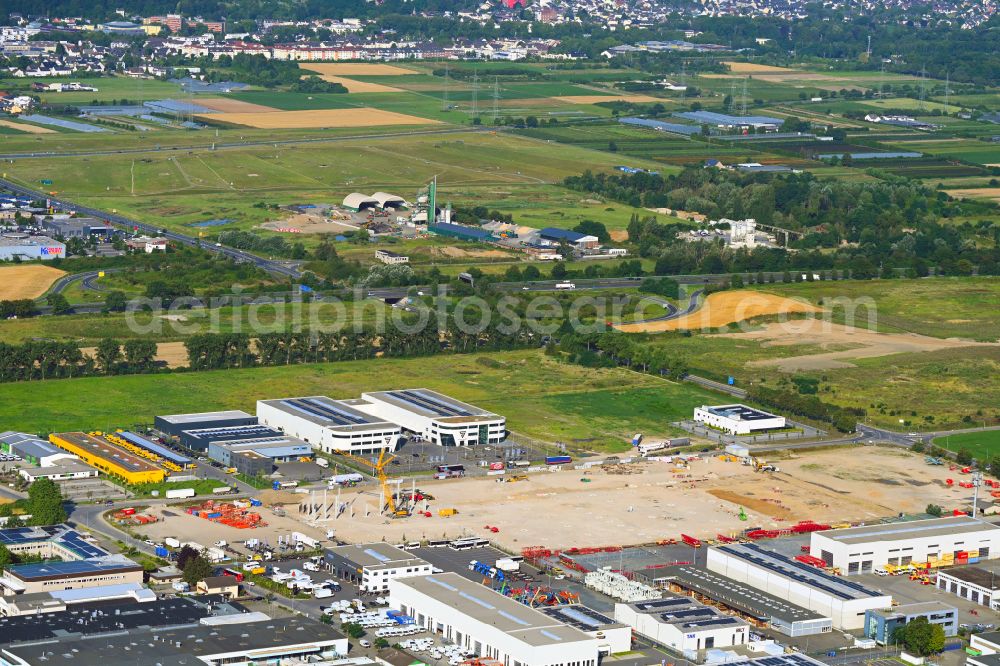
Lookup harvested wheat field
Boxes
[80,341,188,368]
[195,108,438,129]
[617,290,822,333]
[300,63,416,76]
[194,97,279,113]
[209,447,967,551]
[0,264,65,300]
[306,75,402,93]
[0,119,55,134]
[720,320,999,371]
[552,94,662,104]
[722,61,796,74]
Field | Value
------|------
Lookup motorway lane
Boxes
[0,177,302,279]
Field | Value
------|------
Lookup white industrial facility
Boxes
[355,389,506,447]
[614,596,749,654]
[0,234,65,261]
[706,544,892,630]
[390,573,603,666]
[256,396,402,455]
[327,543,433,593]
[693,404,786,435]
[936,568,1000,610]
[810,516,1000,574]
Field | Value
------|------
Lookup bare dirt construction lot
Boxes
[616,290,822,333]
[434,246,511,260]
[80,340,188,368]
[129,448,971,552]
[258,213,358,235]
[0,264,66,300]
[299,63,417,76]
[719,320,1000,371]
[194,97,280,113]
[195,108,438,129]
[0,119,55,133]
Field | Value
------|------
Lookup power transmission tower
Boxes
[442,64,450,112]
[944,71,950,111]
[471,70,479,120]
[729,80,738,113]
[740,77,749,116]
[492,76,500,123]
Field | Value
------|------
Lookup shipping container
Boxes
[212,486,233,495]
[545,455,572,465]
[165,487,196,499]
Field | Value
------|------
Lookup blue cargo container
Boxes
[545,455,572,465]
[155,546,169,557]
[249,498,262,507]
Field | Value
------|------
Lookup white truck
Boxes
[165,487,196,499]
[211,485,233,495]
[292,531,320,549]
[315,457,329,468]
[164,537,181,549]
[555,282,576,290]
[303,560,321,572]
[495,558,520,573]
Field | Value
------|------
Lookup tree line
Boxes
[0,339,157,382]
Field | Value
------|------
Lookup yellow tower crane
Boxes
[335,449,410,518]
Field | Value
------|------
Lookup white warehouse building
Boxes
[614,596,749,655]
[256,396,402,455]
[810,515,1000,575]
[355,389,506,447]
[327,543,432,593]
[390,573,603,666]
[693,404,785,435]
[706,543,891,630]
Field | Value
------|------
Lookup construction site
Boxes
[128,446,981,558]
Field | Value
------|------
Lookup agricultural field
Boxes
[0,264,65,300]
[1,130,663,238]
[0,349,723,448]
[0,76,184,105]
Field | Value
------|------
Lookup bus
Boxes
[449,538,479,551]
[436,464,466,476]
[508,460,531,468]
[555,282,576,290]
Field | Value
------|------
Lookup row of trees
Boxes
[0,339,157,382]
[555,330,690,379]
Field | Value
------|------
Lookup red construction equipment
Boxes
[959,482,975,489]
[681,534,702,548]
[946,478,954,486]
[717,534,736,544]
[795,554,827,567]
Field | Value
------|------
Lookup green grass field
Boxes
[0,349,723,449]
[2,130,663,238]
[757,277,1000,340]
[0,76,184,105]
[934,430,1000,460]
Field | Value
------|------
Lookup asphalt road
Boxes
[0,177,302,279]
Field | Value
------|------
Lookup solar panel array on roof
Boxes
[281,398,373,426]
[119,431,191,465]
[8,557,138,580]
[543,605,614,630]
[388,390,473,417]
[719,544,881,600]
[666,566,823,623]
[183,424,282,445]
[0,526,107,559]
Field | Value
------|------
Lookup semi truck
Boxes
[315,458,329,468]
[165,487,196,499]
[637,438,691,455]
[555,282,576,290]
[292,531,320,549]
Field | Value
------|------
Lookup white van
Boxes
[314,587,334,599]
[873,567,889,576]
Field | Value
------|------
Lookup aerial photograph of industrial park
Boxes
[0,0,998,664]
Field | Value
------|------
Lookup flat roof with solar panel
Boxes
[0,525,108,559]
[716,543,883,600]
[621,595,749,631]
[539,605,629,632]
[360,388,503,426]
[6,556,142,582]
[396,573,594,648]
[181,423,283,447]
[658,565,828,624]
[259,396,397,433]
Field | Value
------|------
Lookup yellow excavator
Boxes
[335,449,410,518]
